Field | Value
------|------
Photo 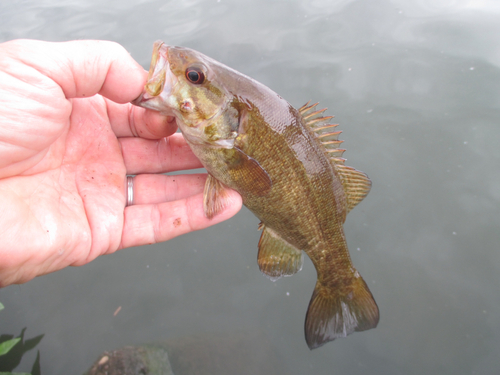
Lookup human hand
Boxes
[0,39,242,287]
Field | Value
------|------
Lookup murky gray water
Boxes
[1,0,499,374]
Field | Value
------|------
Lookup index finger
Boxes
[106,99,178,139]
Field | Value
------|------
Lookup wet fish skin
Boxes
[133,41,379,349]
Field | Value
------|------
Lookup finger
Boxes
[121,133,203,174]
[5,40,178,140]
[132,173,207,205]
[106,99,178,139]
[120,189,242,249]
[6,39,146,103]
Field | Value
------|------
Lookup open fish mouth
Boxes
[131,41,177,114]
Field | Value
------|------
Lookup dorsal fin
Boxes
[335,165,372,214]
[300,101,344,166]
[299,102,332,128]
[300,101,371,212]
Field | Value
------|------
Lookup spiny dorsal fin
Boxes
[298,100,316,114]
[317,130,342,142]
[300,101,344,165]
[307,116,334,126]
[299,102,332,127]
[335,165,372,214]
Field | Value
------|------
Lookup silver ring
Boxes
[126,176,134,206]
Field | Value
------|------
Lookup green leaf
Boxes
[0,338,21,356]
[0,302,4,311]
[0,372,31,375]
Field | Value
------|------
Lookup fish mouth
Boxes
[131,41,177,114]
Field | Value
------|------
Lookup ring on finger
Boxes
[126,175,134,206]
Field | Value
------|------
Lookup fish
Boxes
[132,41,379,349]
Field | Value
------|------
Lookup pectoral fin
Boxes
[257,225,303,281]
[203,174,232,219]
[221,147,272,197]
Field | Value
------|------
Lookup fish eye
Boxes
[185,67,205,84]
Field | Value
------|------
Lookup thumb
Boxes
[4,39,146,103]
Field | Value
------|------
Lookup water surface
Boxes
[1,0,499,374]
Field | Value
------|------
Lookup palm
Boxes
[0,40,241,286]
[1,93,129,281]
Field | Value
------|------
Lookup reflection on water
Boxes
[84,331,287,375]
[0,321,43,374]
[1,0,500,374]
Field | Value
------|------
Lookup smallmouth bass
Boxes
[133,41,379,349]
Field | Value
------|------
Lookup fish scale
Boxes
[133,41,379,349]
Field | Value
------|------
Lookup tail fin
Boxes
[304,276,379,349]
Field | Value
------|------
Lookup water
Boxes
[1,0,499,373]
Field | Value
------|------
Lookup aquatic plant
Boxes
[0,302,43,375]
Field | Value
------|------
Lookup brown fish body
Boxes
[133,42,379,349]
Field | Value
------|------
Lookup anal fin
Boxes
[257,226,303,281]
[203,174,231,219]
